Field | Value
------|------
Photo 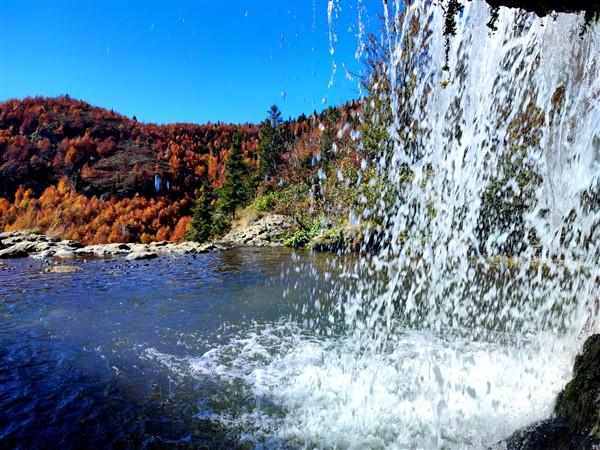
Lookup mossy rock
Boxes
[503,335,600,449]
[309,223,364,252]
[555,334,600,436]
[310,231,344,252]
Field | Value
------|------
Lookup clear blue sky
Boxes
[1,1,382,124]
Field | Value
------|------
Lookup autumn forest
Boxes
[0,96,363,244]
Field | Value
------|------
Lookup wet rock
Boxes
[0,246,29,258]
[58,240,84,249]
[555,334,600,436]
[200,242,225,252]
[75,243,130,257]
[43,265,81,273]
[485,0,600,18]
[221,214,298,247]
[505,417,600,450]
[126,251,158,261]
[505,334,600,449]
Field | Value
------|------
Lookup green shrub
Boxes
[285,229,312,248]
[254,191,280,213]
[284,221,321,248]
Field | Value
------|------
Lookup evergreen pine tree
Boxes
[268,104,282,126]
[189,185,213,242]
[257,104,285,179]
[220,130,247,218]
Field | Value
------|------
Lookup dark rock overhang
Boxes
[440,0,599,71]
[485,0,600,20]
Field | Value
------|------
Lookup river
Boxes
[0,249,578,449]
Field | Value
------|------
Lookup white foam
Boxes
[145,323,577,448]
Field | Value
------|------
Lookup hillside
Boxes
[0,97,365,245]
[0,96,260,200]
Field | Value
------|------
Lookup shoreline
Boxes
[0,230,228,261]
[0,213,362,261]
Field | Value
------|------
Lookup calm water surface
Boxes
[0,248,341,449]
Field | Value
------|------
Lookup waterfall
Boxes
[331,1,600,345]
[175,2,600,447]
[263,1,600,447]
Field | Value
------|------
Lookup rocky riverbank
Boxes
[0,230,223,260]
[0,214,302,260]
[0,212,367,261]
[220,214,298,247]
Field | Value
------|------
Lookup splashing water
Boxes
[163,2,600,448]
[343,0,600,341]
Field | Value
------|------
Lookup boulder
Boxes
[32,242,57,253]
[34,250,57,259]
[310,231,344,251]
[75,243,130,257]
[58,240,84,249]
[555,334,600,436]
[126,251,158,261]
[221,214,298,247]
[6,241,57,254]
[127,244,150,254]
[158,242,210,254]
[0,246,29,258]
[43,265,81,273]
[6,242,39,253]
[309,223,365,252]
[149,241,169,248]
[53,249,77,259]
[505,334,600,449]
[0,230,223,260]
[505,417,598,450]
[0,231,57,246]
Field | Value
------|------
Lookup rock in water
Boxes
[43,265,81,273]
[0,246,29,258]
[126,251,158,261]
[505,334,600,449]
[555,334,600,436]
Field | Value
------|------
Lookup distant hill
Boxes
[0,96,362,244]
[0,96,261,201]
